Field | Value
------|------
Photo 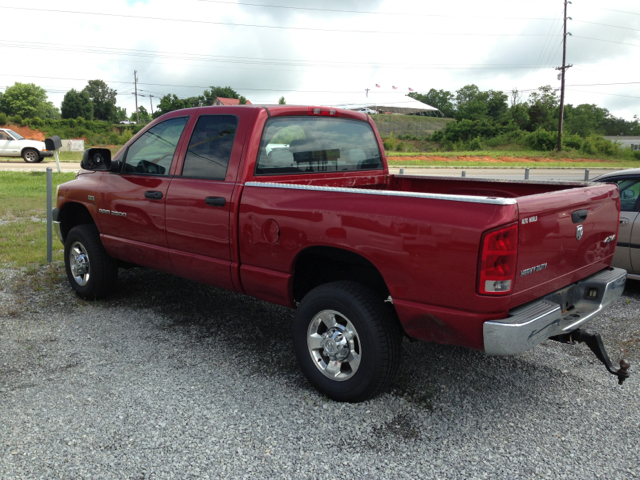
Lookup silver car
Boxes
[594,168,640,279]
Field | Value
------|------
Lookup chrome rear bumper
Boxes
[483,267,626,356]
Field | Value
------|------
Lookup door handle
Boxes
[620,218,630,225]
[205,196,226,207]
[145,191,163,200]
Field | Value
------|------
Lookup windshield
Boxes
[6,130,24,140]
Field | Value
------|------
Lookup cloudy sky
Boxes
[1,0,638,119]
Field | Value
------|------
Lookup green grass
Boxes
[386,150,639,168]
[0,172,76,267]
[0,148,124,163]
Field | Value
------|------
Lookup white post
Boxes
[53,149,61,173]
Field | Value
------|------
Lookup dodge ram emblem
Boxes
[576,225,583,241]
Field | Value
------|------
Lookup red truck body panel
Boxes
[56,105,620,352]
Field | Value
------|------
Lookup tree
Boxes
[61,89,94,120]
[238,95,248,105]
[202,86,240,104]
[278,96,286,105]
[454,85,488,121]
[83,80,117,122]
[0,82,55,118]
[115,106,128,122]
[130,105,151,122]
[409,90,454,118]
[526,85,559,131]
[155,94,191,117]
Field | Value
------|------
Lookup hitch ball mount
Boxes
[550,329,631,385]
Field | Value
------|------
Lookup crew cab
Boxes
[53,105,629,401]
[0,128,53,163]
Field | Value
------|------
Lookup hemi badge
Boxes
[88,195,95,201]
[603,234,616,244]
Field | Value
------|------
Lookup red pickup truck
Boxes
[53,105,629,402]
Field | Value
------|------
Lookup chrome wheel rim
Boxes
[307,309,361,381]
[69,241,90,286]
[24,150,38,162]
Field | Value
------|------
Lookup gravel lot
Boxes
[1,265,639,479]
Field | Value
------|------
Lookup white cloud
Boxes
[0,0,638,119]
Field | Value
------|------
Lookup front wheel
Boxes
[293,281,401,403]
[64,225,118,299]
[22,148,41,163]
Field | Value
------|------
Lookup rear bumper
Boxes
[483,267,626,356]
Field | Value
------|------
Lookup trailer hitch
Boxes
[550,329,631,385]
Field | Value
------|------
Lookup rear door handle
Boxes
[205,196,226,207]
[620,218,630,225]
[145,191,163,200]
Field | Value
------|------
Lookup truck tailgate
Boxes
[512,182,620,307]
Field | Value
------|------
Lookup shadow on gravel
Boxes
[95,268,582,412]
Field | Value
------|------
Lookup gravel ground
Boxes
[1,265,639,480]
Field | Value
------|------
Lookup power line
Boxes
[573,36,640,47]
[0,6,564,36]
[197,0,563,20]
[574,20,640,32]
[0,40,560,71]
[566,89,640,99]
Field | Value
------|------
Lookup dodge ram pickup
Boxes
[53,105,630,402]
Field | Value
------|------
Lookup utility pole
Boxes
[556,0,572,151]
[134,70,139,124]
[149,94,154,117]
[365,88,370,98]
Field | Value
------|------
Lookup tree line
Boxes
[409,85,639,139]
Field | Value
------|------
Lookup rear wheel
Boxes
[22,148,41,163]
[293,281,401,402]
[64,225,118,299]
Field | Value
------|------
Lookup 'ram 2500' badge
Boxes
[576,225,583,241]
[99,208,127,217]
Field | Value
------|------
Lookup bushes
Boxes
[634,151,640,161]
[525,129,557,151]
[0,112,6,125]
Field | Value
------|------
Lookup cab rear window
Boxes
[255,117,382,175]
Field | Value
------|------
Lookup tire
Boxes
[64,224,118,299]
[293,281,401,403]
[22,148,41,163]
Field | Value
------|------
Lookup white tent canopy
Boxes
[325,91,441,115]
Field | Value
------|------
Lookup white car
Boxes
[358,108,379,115]
[0,128,53,163]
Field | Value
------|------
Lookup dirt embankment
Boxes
[0,124,46,141]
[389,155,609,164]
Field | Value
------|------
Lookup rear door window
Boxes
[123,117,188,175]
[182,115,238,179]
[255,117,382,175]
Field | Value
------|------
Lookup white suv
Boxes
[0,128,53,163]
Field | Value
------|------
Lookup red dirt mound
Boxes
[0,124,46,141]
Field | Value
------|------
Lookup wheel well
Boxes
[59,202,96,242]
[292,247,390,303]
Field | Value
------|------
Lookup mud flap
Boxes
[550,329,631,385]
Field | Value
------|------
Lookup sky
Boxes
[0,0,638,120]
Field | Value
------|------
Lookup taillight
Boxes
[308,106,339,116]
[478,223,518,295]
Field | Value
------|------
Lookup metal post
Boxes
[399,168,404,175]
[462,170,466,177]
[46,167,52,264]
[134,70,139,124]
[584,169,590,181]
[525,168,530,180]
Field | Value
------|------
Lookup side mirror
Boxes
[81,148,112,171]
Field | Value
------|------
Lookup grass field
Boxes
[386,150,639,168]
[0,172,76,268]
